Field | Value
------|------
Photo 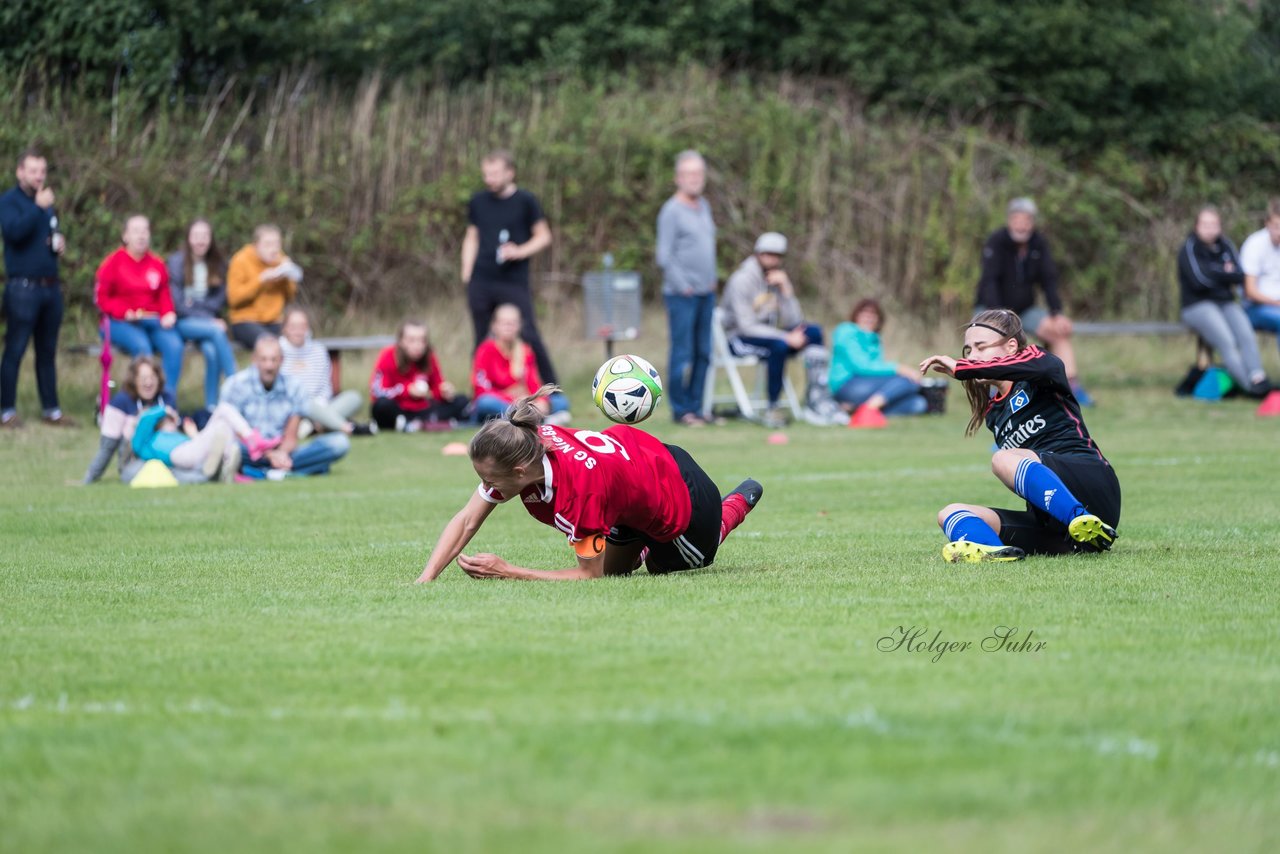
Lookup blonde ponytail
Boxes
[468,384,561,471]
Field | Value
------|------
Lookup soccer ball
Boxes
[592,355,663,424]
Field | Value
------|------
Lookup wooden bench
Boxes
[1072,321,1186,337]
[1073,321,1276,370]
[67,335,395,396]
[315,335,394,392]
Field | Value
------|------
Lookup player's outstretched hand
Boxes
[918,354,957,377]
[458,552,513,580]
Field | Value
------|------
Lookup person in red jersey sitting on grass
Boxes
[369,319,470,432]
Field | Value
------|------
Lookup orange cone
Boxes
[849,404,888,429]
[1257,390,1280,417]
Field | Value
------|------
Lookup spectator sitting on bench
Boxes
[1178,205,1269,396]
[220,336,349,479]
[168,217,237,411]
[279,306,374,437]
[975,197,1095,406]
[721,231,837,428]
[370,319,471,432]
[830,298,929,428]
[95,214,185,397]
[227,224,302,350]
[1239,198,1280,362]
[471,303,571,424]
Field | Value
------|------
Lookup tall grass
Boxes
[0,66,1249,332]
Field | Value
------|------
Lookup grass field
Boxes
[2,344,1279,853]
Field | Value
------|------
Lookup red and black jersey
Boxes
[477,424,692,547]
[953,345,1107,461]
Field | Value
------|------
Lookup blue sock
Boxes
[1014,459,1086,527]
[942,510,1004,546]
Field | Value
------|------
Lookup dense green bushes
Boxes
[0,68,1265,324]
[5,1,1280,168]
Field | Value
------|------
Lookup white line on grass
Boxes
[1,694,1194,766]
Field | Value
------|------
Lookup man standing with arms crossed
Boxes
[1,148,73,428]
[461,150,557,384]
[656,150,718,427]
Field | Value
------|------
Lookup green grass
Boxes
[2,353,1279,853]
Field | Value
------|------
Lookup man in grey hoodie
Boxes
[721,232,837,427]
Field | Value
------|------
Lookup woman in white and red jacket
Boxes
[95,214,185,396]
[369,319,470,432]
[471,303,571,423]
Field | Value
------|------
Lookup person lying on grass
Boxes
[417,384,763,581]
[919,308,1121,564]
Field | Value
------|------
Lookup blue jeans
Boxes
[242,432,350,477]
[106,317,185,396]
[732,323,824,405]
[833,375,928,416]
[176,316,237,408]
[1,279,64,412]
[472,391,569,422]
[665,293,715,419]
[1245,302,1280,355]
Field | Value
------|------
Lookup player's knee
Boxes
[938,503,967,528]
[990,449,1019,478]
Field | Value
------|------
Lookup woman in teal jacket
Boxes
[829,298,927,427]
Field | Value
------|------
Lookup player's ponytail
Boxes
[468,383,561,472]
[961,309,1027,437]
[508,383,560,429]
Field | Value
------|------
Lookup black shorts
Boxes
[994,451,1122,556]
[606,443,722,574]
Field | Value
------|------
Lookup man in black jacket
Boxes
[1,148,72,428]
[974,198,1094,406]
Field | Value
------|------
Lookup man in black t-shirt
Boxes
[461,150,557,383]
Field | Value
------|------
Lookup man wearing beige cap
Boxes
[721,232,839,427]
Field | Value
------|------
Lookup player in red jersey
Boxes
[417,384,763,581]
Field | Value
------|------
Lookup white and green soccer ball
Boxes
[592,354,664,424]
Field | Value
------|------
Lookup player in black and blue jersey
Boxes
[919,309,1120,563]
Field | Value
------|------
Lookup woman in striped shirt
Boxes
[279,307,374,436]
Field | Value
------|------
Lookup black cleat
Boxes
[726,478,764,508]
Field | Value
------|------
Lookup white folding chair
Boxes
[701,307,802,421]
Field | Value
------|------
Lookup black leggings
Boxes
[371,396,471,430]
